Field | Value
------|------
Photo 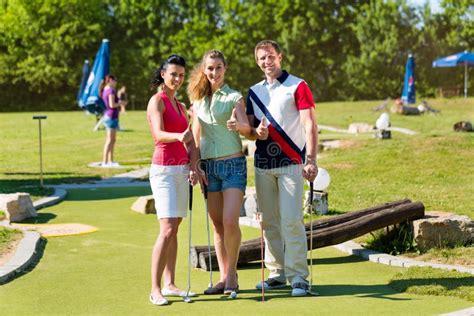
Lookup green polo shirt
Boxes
[195,84,243,159]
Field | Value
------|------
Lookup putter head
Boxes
[306,289,320,296]
[183,296,193,303]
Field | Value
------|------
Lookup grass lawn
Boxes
[1,98,473,313]
[0,226,22,255]
[1,98,472,217]
[0,186,472,315]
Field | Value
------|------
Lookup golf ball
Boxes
[230,291,237,299]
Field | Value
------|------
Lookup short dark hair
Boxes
[254,40,282,59]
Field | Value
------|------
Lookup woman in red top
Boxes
[146,55,199,306]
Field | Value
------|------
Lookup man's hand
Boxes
[255,117,269,140]
[303,159,318,182]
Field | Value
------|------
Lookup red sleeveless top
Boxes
[147,91,189,165]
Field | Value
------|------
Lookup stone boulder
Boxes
[131,195,156,214]
[348,122,373,134]
[412,211,474,251]
[0,193,37,222]
[304,190,328,215]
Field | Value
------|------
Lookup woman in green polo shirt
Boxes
[188,50,250,296]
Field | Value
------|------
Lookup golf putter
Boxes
[307,181,320,296]
[203,183,214,290]
[183,184,193,303]
[254,212,265,302]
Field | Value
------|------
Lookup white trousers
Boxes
[255,164,309,285]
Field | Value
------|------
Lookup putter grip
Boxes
[200,160,208,199]
[189,184,193,211]
[203,184,208,199]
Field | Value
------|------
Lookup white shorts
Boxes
[149,164,189,219]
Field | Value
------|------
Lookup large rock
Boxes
[412,211,474,251]
[348,122,373,134]
[0,193,37,222]
[131,195,156,214]
[304,190,328,215]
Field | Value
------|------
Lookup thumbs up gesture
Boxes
[256,117,268,140]
[178,121,193,143]
[226,108,239,132]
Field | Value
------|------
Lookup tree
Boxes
[343,0,420,100]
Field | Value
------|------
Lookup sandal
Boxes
[203,282,225,295]
[223,274,239,295]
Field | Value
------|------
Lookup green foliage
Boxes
[343,0,420,100]
[0,226,22,253]
[0,186,54,201]
[0,0,472,110]
[390,267,474,302]
[364,222,417,255]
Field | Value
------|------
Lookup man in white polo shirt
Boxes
[244,39,318,296]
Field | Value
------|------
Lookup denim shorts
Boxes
[103,115,120,130]
[204,156,247,193]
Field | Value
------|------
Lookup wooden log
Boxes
[304,202,425,248]
[196,202,424,271]
[191,199,411,268]
[303,199,411,230]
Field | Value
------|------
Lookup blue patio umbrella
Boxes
[433,50,474,98]
[401,54,416,104]
[79,39,110,114]
[77,59,90,105]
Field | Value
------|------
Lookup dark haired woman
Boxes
[99,74,121,167]
[147,55,199,306]
[188,50,250,295]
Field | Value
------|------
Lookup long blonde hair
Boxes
[187,50,227,102]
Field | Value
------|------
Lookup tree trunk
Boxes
[195,201,424,271]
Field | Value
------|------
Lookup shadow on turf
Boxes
[180,284,411,302]
[19,212,57,224]
[237,255,364,272]
[65,186,152,201]
[1,176,101,191]
[389,277,474,292]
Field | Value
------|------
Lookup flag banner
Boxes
[79,39,110,114]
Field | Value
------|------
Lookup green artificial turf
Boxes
[0,187,472,315]
[390,267,474,302]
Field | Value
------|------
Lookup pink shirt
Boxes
[147,91,189,165]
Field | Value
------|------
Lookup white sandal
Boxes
[149,294,168,306]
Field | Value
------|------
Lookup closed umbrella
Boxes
[77,59,90,106]
[79,39,110,114]
[433,50,474,98]
[401,54,416,105]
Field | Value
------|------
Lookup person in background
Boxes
[188,50,250,295]
[147,54,199,306]
[118,86,128,113]
[99,74,121,167]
